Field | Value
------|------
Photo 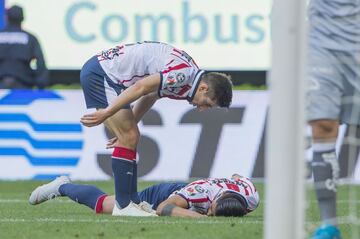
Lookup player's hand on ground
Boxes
[231,173,242,180]
[80,109,109,127]
[106,137,119,149]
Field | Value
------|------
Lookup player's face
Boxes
[191,83,217,111]
[207,192,224,216]
[207,201,217,216]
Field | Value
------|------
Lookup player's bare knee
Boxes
[101,196,115,214]
[310,120,338,140]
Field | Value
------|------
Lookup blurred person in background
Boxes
[29,173,259,218]
[0,5,48,89]
[307,0,360,238]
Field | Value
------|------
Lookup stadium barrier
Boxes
[0,90,358,181]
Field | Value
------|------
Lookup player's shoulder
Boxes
[177,179,209,195]
[18,29,36,39]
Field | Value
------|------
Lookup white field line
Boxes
[0,218,263,224]
[0,199,73,203]
[1,199,360,204]
[0,217,359,226]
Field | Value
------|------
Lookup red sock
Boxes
[112,147,140,207]
[112,147,136,161]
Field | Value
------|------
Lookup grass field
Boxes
[0,181,359,239]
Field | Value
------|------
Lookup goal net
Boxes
[265,0,360,238]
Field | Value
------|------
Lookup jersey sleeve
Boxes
[233,177,260,212]
[158,60,193,99]
[246,190,260,212]
[174,183,209,206]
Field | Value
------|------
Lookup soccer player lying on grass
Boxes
[29,174,259,217]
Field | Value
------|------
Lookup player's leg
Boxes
[102,195,116,214]
[138,182,188,210]
[310,119,339,224]
[58,183,108,213]
[30,176,152,215]
[104,109,152,215]
[29,176,71,205]
[100,183,187,215]
[80,56,155,216]
[307,45,343,238]
[29,176,113,214]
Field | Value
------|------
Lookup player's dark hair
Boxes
[202,72,233,108]
[215,192,248,217]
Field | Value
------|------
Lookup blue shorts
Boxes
[138,182,187,209]
[80,56,129,109]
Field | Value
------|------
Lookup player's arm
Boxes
[81,73,161,127]
[132,92,159,123]
[231,173,242,180]
[156,195,206,218]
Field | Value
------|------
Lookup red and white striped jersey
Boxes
[96,41,204,101]
[172,177,259,215]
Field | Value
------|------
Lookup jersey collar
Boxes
[186,70,205,103]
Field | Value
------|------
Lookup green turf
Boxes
[232,84,266,90]
[0,181,358,239]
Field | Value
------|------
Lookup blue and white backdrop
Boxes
[0,90,268,180]
[0,90,359,182]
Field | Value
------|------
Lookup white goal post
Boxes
[264,0,307,238]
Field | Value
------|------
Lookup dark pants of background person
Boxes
[0,76,33,89]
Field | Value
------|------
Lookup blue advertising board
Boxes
[0,0,4,29]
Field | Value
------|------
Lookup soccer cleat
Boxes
[138,201,157,215]
[29,175,71,205]
[112,201,157,217]
[311,224,342,239]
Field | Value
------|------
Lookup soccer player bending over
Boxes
[79,41,233,216]
[29,174,259,217]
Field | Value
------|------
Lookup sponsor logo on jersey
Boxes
[166,73,177,86]
[97,45,124,61]
[195,185,205,193]
[176,72,186,83]
[186,187,197,196]
[166,78,176,86]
